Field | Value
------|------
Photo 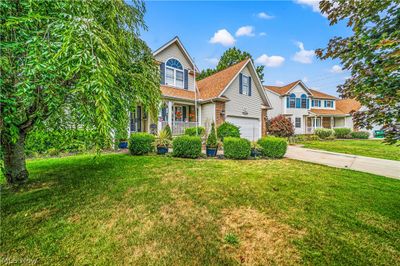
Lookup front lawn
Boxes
[300,139,400,161]
[1,154,399,265]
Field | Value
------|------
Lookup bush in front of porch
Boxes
[314,128,334,139]
[185,126,205,137]
[333,128,352,139]
[223,137,251,159]
[172,135,202,158]
[129,133,155,155]
[258,136,288,159]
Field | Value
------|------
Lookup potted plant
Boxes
[115,128,128,149]
[155,128,171,155]
[250,141,261,157]
[206,122,218,157]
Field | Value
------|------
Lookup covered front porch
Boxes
[158,100,200,135]
[306,115,348,134]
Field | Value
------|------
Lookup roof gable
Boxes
[153,36,199,72]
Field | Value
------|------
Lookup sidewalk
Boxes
[286,145,400,180]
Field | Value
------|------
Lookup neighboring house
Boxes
[264,80,362,134]
[129,36,272,141]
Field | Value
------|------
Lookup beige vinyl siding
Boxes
[265,91,282,119]
[222,65,263,119]
[154,42,195,91]
[200,103,215,130]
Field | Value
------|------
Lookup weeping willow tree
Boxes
[0,0,161,184]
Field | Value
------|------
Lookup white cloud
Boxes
[294,0,328,17]
[330,65,343,73]
[209,29,236,46]
[259,32,267,36]
[257,12,274,19]
[205,57,219,66]
[302,76,309,82]
[275,80,285,86]
[235,26,255,37]
[255,54,285,67]
[292,42,315,64]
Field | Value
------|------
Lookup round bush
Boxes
[185,126,205,136]
[267,115,294,137]
[223,137,251,159]
[129,133,155,155]
[351,131,370,139]
[172,135,202,158]
[333,128,352,139]
[314,128,334,139]
[217,122,240,140]
[257,136,288,158]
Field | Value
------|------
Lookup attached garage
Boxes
[226,116,260,141]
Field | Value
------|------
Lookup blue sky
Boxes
[139,0,352,96]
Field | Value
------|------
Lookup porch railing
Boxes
[160,121,199,135]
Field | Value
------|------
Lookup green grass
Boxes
[300,139,400,161]
[1,154,399,265]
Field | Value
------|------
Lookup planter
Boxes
[118,141,128,149]
[206,147,218,157]
[157,146,168,155]
[250,148,261,157]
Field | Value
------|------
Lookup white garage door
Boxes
[226,116,260,141]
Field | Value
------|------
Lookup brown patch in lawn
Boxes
[32,208,53,222]
[220,207,304,265]
[122,240,169,264]
[356,211,399,231]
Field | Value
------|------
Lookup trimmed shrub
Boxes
[223,137,251,159]
[129,133,155,155]
[172,135,202,158]
[351,131,370,139]
[333,128,352,139]
[314,128,334,139]
[185,126,205,136]
[217,122,240,140]
[257,136,288,158]
[163,124,173,140]
[267,115,294,137]
[206,123,218,148]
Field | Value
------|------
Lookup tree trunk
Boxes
[1,130,29,184]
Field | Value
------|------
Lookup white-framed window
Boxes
[165,58,184,88]
[289,94,296,108]
[326,100,334,108]
[312,99,321,107]
[241,75,250,95]
[295,117,301,128]
[301,94,307,108]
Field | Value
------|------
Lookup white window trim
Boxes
[241,74,250,96]
[289,96,296,108]
[165,58,185,89]
[295,117,301,128]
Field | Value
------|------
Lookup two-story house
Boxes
[264,80,361,134]
[129,36,272,141]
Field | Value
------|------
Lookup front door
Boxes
[130,106,142,132]
[312,117,321,128]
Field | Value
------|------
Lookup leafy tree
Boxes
[0,0,161,184]
[267,115,294,138]
[197,47,264,81]
[316,0,399,144]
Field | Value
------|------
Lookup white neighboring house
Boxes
[264,80,362,135]
[128,36,272,141]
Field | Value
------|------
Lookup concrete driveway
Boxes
[286,145,400,180]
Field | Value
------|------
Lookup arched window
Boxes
[165,58,184,88]
[289,93,296,108]
[301,94,307,108]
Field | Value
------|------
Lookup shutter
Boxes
[307,99,310,109]
[184,69,188,90]
[296,98,300,108]
[239,73,243,94]
[318,100,321,107]
[161,107,167,121]
[311,100,314,107]
[248,76,252,96]
[324,100,327,107]
[160,63,165,85]
[183,106,187,121]
[286,97,290,108]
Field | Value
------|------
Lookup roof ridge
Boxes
[197,58,250,82]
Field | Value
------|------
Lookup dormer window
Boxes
[165,58,184,88]
[325,100,334,108]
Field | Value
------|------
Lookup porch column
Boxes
[313,116,316,130]
[197,106,202,126]
[330,116,334,129]
[158,107,163,132]
[168,101,173,128]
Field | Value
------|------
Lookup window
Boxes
[312,99,321,107]
[301,94,307,108]
[326,100,333,108]
[289,93,296,108]
[295,117,301,128]
[241,75,250,95]
[165,58,184,88]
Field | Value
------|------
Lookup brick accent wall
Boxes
[215,102,226,126]
[261,109,268,136]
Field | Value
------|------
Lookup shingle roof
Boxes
[309,108,347,115]
[264,80,300,95]
[308,89,337,99]
[336,98,361,113]
[197,59,250,100]
[160,85,196,101]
